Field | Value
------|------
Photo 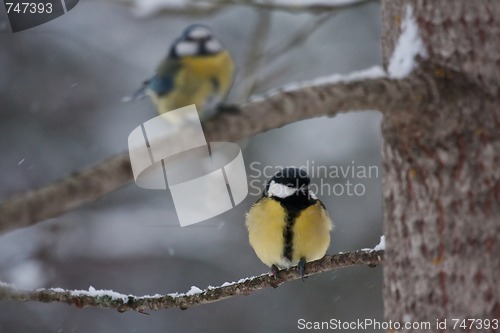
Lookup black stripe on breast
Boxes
[276,193,316,262]
[283,210,299,261]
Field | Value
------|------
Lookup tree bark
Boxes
[381,0,500,330]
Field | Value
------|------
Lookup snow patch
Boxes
[362,235,385,252]
[0,280,16,288]
[70,286,129,302]
[388,5,427,79]
[132,0,213,17]
[299,66,386,87]
[374,235,385,251]
[220,281,235,287]
[185,286,203,296]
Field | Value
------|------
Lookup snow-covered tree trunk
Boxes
[381,0,500,329]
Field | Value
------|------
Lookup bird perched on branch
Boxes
[246,168,333,278]
[125,24,235,121]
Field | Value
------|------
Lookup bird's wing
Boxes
[122,59,179,102]
[151,58,180,96]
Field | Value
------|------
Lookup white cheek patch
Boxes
[175,41,198,56]
[267,181,296,199]
[205,39,222,53]
[187,27,211,39]
[308,190,317,200]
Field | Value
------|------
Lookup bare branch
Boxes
[0,155,133,234]
[0,250,384,312]
[0,72,435,234]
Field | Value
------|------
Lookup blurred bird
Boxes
[125,24,235,121]
[245,168,333,278]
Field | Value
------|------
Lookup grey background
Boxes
[0,1,383,332]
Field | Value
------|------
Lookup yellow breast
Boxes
[246,198,288,268]
[290,202,332,264]
[152,51,234,116]
[246,197,333,269]
[181,51,234,80]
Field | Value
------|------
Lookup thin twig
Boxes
[0,250,384,312]
[263,13,332,64]
[239,12,334,96]
[237,9,273,100]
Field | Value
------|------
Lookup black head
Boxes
[265,168,311,198]
[169,24,223,59]
[264,168,317,212]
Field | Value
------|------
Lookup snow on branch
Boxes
[252,66,386,102]
[0,71,435,234]
[121,0,376,17]
[0,250,384,312]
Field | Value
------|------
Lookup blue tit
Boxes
[128,24,235,121]
[246,168,333,278]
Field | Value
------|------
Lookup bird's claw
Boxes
[269,264,279,277]
[268,265,280,288]
[298,257,307,281]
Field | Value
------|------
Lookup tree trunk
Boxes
[381,0,500,330]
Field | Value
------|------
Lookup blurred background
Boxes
[0,0,383,332]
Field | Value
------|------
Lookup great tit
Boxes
[127,24,235,121]
[246,168,333,278]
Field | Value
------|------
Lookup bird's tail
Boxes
[121,81,149,103]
